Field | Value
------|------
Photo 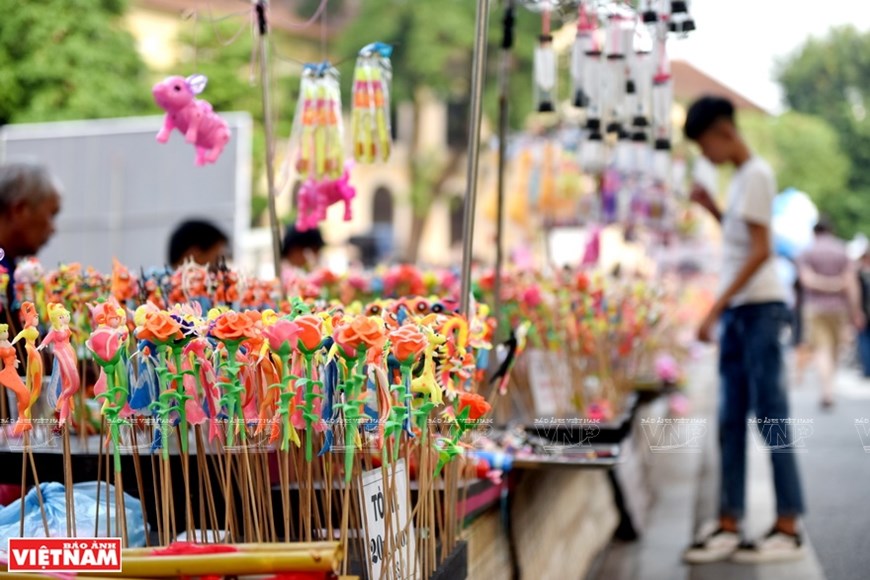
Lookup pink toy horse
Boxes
[152,75,231,166]
[295,165,356,231]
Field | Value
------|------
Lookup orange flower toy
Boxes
[291,313,325,462]
[385,324,428,460]
[209,309,258,447]
[135,306,194,458]
[333,315,387,480]
[436,390,493,476]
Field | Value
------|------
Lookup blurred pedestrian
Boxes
[681,96,805,564]
[797,218,864,407]
[0,162,62,325]
[858,250,870,377]
[281,225,325,272]
[167,219,230,269]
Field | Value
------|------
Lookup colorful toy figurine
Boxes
[295,164,356,232]
[12,257,44,310]
[12,302,43,423]
[0,324,31,434]
[351,43,393,163]
[152,74,231,166]
[39,303,80,425]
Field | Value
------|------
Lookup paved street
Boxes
[592,352,870,580]
[793,367,870,580]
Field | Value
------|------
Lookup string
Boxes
[284,0,331,30]
[320,0,328,62]
[194,0,251,46]
[202,1,253,47]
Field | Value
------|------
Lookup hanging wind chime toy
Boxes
[651,12,674,185]
[575,3,606,175]
[152,74,231,166]
[292,62,345,181]
[534,7,557,113]
[668,0,696,35]
[570,1,597,109]
[351,42,393,164]
[291,62,356,231]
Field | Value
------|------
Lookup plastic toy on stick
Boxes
[351,43,393,164]
[152,74,231,166]
[291,63,344,181]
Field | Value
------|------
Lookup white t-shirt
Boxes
[720,157,786,307]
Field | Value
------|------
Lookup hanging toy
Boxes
[152,75,231,166]
[603,9,634,136]
[651,18,673,185]
[570,1,597,108]
[351,43,393,164]
[292,63,344,181]
[668,0,696,35]
[533,8,557,113]
[295,163,357,232]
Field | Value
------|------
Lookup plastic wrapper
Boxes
[570,4,597,109]
[351,43,393,164]
[583,52,603,128]
[579,133,606,175]
[0,482,147,547]
[630,51,653,127]
[290,63,344,181]
[604,57,627,133]
[534,42,557,113]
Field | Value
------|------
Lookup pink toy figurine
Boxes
[152,75,231,166]
[39,303,80,426]
[295,163,356,232]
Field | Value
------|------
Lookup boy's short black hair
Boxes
[168,219,229,265]
[282,225,325,256]
[813,215,834,235]
[683,95,736,141]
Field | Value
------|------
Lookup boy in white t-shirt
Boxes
[681,97,805,564]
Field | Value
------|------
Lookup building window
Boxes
[446,99,469,149]
[372,186,394,225]
[372,186,395,262]
[450,197,466,246]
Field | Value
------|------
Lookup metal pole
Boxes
[492,0,515,342]
[256,0,284,279]
[459,0,492,318]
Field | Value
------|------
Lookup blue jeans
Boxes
[718,302,805,519]
[858,327,870,377]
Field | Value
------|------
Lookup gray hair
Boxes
[0,163,61,214]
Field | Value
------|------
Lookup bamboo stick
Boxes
[121,541,341,557]
[26,441,50,537]
[130,425,151,547]
[6,545,343,579]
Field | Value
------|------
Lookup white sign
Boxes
[527,349,573,416]
[359,459,419,580]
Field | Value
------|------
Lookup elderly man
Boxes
[0,162,62,317]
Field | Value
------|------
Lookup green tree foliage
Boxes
[0,0,151,126]
[777,25,870,236]
[740,110,849,194]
